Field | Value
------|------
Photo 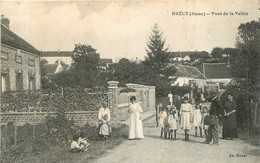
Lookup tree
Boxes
[144,24,169,71]
[40,59,53,91]
[189,51,210,61]
[210,47,223,58]
[226,19,260,131]
[112,58,177,97]
[230,19,260,91]
[238,19,260,44]
[70,44,101,88]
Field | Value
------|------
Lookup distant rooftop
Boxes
[203,63,231,79]
[168,51,206,58]
[100,58,113,64]
[41,51,74,57]
[168,64,206,79]
[42,63,59,74]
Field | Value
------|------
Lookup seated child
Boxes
[78,131,90,151]
[168,107,179,141]
[70,134,88,153]
[99,114,110,141]
[201,107,209,138]
[159,107,167,137]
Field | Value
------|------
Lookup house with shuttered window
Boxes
[1,16,41,93]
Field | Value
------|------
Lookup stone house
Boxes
[1,16,41,92]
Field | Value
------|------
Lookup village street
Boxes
[96,114,259,163]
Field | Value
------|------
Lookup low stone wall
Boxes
[0,111,99,126]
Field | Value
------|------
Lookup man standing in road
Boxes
[202,92,223,146]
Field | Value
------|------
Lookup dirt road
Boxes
[96,116,259,163]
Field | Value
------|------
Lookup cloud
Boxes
[1,0,259,60]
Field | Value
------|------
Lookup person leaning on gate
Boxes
[202,92,223,146]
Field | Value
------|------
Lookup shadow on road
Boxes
[247,148,260,157]
[144,134,205,144]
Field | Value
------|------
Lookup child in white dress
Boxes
[201,107,209,138]
[163,112,170,139]
[159,107,167,137]
[180,96,193,141]
[193,102,202,137]
[99,114,110,141]
[168,107,179,141]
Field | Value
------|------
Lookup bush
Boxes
[45,109,78,145]
[1,88,108,112]
[1,91,41,112]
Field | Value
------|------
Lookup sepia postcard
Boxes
[0,0,259,162]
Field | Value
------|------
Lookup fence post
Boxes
[107,81,119,118]
[3,121,8,150]
[33,110,36,138]
[156,104,159,127]
[14,117,17,146]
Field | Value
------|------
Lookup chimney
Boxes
[1,15,10,29]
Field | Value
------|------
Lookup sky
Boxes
[0,0,259,61]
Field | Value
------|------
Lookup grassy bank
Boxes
[1,121,128,163]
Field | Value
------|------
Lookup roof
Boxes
[168,51,204,58]
[169,64,206,79]
[41,51,74,57]
[100,58,113,64]
[1,24,40,54]
[203,63,231,79]
[42,64,59,74]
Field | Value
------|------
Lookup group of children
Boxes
[159,105,179,140]
[159,98,209,141]
[70,102,112,153]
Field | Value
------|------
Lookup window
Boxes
[28,58,35,67]
[28,72,36,91]
[1,50,9,61]
[1,74,8,92]
[15,49,22,64]
[1,68,10,93]
[16,72,23,90]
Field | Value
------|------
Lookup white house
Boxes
[42,61,65,76]
[202,63,232,86]
[41,51,73,65]
[168,64,207,88]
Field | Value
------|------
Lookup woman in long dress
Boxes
[222,94,238,140]
[128,96,144,140]
[180,96,193,141]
